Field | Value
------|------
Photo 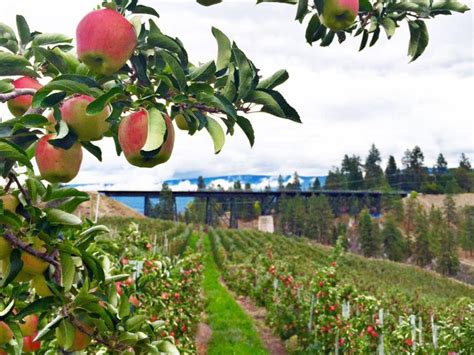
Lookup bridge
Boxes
[99,189,409,227]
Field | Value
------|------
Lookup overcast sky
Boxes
[1,0,473,189]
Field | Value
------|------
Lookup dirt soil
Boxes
[74,191,144,220]
[412,193,474,210]
[220,277,287,355]
[195,321,212,355]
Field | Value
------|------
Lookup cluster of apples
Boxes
[0,315,41,353]
[6,9,175,184]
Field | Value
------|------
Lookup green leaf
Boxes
[205,116,225,154]
[141,108,166,156]
[236,115,255,147]
[16,15,31,46]
[125,315,148,331]
[0,23,19,53]
[130,54,151,87]
[359,30,369,51]
[197,93,238,120]
[212,27,232,71]
[46,208,82,226]
[60,252,75,291]
[33,80,100,108]
[82,141,102,162]
[119,293,131,319]
[247,89,301,122]
[132,5,160,17]
[257,69,289,90]
[48,121,78,150]
[0,139,33,168]
[188,60,216,82]
[381,18,396,39]
[14,297,56,320]
[320,30,335,47]
[86,87,123,115]
[0,249,23,287]
[44,186,89,202]
[34,47,69,74]
[34,314,63,342]
[432,0,470,12]
[197,0,223,6]
[0,52,38,77]
[0,210,22,229]
[408,20,429,62]
[232,46,255,101]
[0,79,13,94]
[160,51,187,91]
[0,299,15,317]
[295,0,309,22]
[369,27,380,47]
[32,33,72,47]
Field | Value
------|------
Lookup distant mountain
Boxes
[165,174,326,191]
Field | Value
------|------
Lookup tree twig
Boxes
[9,172,31,205]
[0,89,37,103]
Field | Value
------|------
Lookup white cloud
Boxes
[0,0,472,187]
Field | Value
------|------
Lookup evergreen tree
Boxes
[311,177,321,190]
[305,195,334,243]
[385,155,400,189]
[277,174,285,191]
[401,146,426,191]
[287,171,302,191]
[342,155,364,190]
[233,179,242,190]
[435,153,448,173]
[382,215,406,261]
[461,206,474,255]
[412,207,433,267]
[443,194,457,226]
[364,144,385,189]
[152,183,175,220]
[325,168,346,190]
[454,153,473,192]
[358,210,380,257]
[437,228,460,276]
[197,176,206,190]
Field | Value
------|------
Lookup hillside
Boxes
[75,192,144,220]
[413,193,474,209]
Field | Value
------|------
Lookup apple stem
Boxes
[0,89,38,103]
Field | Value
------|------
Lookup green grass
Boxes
[202,234,268,355]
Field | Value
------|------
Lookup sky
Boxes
[0,0,473,190]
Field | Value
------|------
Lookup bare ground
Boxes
[74,191,144,220]
[220,277,287,355]
[411,193,474,210]
[195,321,212,355]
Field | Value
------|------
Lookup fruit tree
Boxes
[0,0,469,353]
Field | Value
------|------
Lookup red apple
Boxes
[321,0,359,32]
[60,95,111,141]
[129,295,140,307]
[76,9,137,75]
[118,109,175,168]
[35,134,83,183]
[22,332,41,353]
[20,315,39,337]
[0,322,13,345]
[7,77,42,117]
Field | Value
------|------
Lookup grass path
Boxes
[201,233,268,355]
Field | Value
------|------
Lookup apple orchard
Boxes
[0,0,470,354]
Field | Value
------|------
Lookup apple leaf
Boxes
[132,5,160,17]
[257,69,289,90]
[31,33,72,47]
[0,139,33,168]
[206,116,225,154]
[16,15,31,46]
[0,249,23,287]
[0,52,38,77]
[247,89,301,122]
[159,50,187,91]
[141,108,166,156]
[408,20,429,62]
[295,0,309,22]
[197,0,223,6]
[381,18,396,39]
[232,45,256,101]
[48,121,78,150]
[86,87,123,115]
[212,27,232,71]
[82,141,103,162]
[46,208,82,226]
[60,252,75,291]
[236,115,255,147]
[188,60,216,82]
[0,23,19,53]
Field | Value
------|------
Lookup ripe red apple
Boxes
[76,9,137,75]
[56,320,92,352]
[7,77,42,117]
[20,315,39,337]
[129,295,140,307]
[118,109,175,168]
[22,332,41,353]
[321,0,358,32]
[60,95,111,141]
[0,321,13,345]
[115,282,123,296]
[35,134,83,183]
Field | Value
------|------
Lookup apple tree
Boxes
[0,0,469,353]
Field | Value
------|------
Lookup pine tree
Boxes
[197,176,206,190]
[443,194,457,226]
[385,155,399,189]
[401,146,426,192]
[412,207,433,267]
[325,168,347,190]
[435,153,448,173]
[287,171,302,191]
[364,144,385,189]
[311,177,321,190]
[152,182,175,220]
[358,210,380,257]
[342,155,364,190]
[437,228,460,276]
[454,153,473,192]
[382,214,406,261]
[305,195,334,243]
[277,174,285,191]
[461,206,474,255]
